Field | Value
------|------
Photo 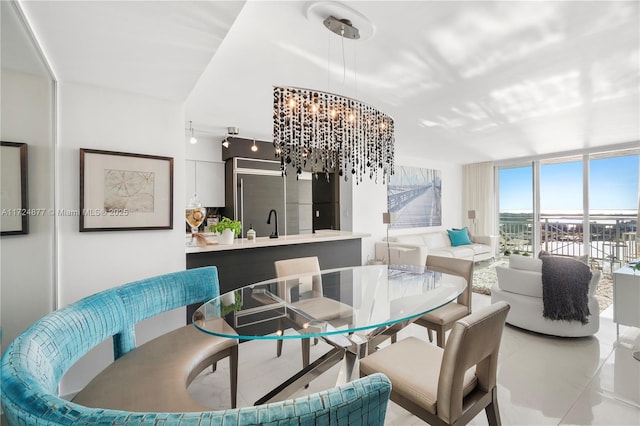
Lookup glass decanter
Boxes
[185,193,206,246]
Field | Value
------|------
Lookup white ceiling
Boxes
[20,1,640,164]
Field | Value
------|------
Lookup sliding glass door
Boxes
[497,148,639,269]
[539,157,584,258]
[498,165,534,255]
[589,152,639,270]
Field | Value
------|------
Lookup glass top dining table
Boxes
[193,263,466,404]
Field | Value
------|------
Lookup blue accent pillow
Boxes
[447,228,473,246]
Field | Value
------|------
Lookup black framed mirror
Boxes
[1,141,28,235]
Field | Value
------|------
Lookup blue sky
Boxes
[500,155,639,212]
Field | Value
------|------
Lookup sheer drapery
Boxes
[463,162,496,236]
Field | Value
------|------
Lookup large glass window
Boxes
[589,152,639,267]
[499,165,533,255]
[497,148,639,269]
[539,158,584,257]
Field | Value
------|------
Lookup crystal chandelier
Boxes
[272,16,395,183]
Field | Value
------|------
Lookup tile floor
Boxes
[189,292,640,425]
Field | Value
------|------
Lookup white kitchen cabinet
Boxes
[185,160,225,207]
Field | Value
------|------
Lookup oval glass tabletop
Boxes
[193,264,466,340]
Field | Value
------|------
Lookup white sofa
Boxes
[491,254,600,337]
[374,230,498,266]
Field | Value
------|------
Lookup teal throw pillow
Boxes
[447,228,473,246]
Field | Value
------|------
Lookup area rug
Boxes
[471,257,613,312]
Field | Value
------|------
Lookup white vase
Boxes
[219,228,234,245]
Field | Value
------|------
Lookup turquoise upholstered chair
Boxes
[1,266,391,425]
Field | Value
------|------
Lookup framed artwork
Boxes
[387,165,442,229]
[1,142,29,235]
[79,148,173,231]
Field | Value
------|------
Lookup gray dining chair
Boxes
[360,301,510,426]
[274,256,353,368]
[392,255,474,347]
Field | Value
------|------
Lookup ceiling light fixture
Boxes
[273,15,394,183]
[221,126,239,149]
[251,138,258,152]
[187,121,197,144]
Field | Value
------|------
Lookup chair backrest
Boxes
[1,267,219,424]
[1,264,393,425]
[437,301,510,424]
[274,256,323,301]
[114,267,221,358]
[426,255,474,311]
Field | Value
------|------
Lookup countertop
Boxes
[185,230,370,254]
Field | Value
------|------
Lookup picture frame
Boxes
[387,165,442,229]
[1,141,29,235]
[79,148,173,231]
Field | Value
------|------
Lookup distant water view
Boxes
[498,152,638,267]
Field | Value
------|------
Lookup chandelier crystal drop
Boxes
[272,86,395,183]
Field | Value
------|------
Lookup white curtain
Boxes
[463,162,496,236]
[636,191,639,256]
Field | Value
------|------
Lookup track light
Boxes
[221,126,238,149]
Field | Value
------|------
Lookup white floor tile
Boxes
[188,292,640,425]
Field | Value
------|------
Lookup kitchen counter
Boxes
[185,230,369,322]
[185,230,369,253]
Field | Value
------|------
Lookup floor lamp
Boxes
[383,212,391,264]
[468,210,476,234]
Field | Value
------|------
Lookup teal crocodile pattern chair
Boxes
[1,266,391,425]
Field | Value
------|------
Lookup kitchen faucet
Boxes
[267,209,278,238]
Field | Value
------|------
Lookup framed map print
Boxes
[79,148,173,231]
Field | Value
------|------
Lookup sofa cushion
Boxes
[437,246,475,260]
[470,243,490,255]
[430,249,454,258]
[392,235,425,246]
[509,254,542,272]
[423,232,451,249]
[447,228,473,246]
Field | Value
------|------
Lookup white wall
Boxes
[185,134,221,162]
[1,70,55,352]
[343,154,464,265]
[57,82,187,395]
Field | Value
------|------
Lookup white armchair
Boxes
[491,255,600,337]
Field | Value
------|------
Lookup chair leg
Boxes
[302,338,310,368]
[229,345,238,409]
[302,338,311,388]
[485,387,501,426]
[391,334,397,344]
[436,328,445,348]
[276,318,284,357]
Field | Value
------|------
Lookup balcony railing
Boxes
[499,213,637,271]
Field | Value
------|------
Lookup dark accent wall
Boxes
[185,238,362,323]
[221,137,277,162]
